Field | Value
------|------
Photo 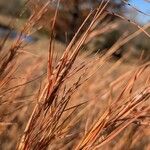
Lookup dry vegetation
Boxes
[0,0,150,150]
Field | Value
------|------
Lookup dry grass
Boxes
[0,0,150,150]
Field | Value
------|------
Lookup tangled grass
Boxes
[0,0,150,150]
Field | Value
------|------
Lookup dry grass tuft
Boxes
[0,0,149,150]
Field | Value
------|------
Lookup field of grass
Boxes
[0,1,150,150]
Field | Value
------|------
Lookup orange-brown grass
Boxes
[0,0,150,150]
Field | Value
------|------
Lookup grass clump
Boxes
[0,0,150,150]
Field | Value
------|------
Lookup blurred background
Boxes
[0,0,150,58]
